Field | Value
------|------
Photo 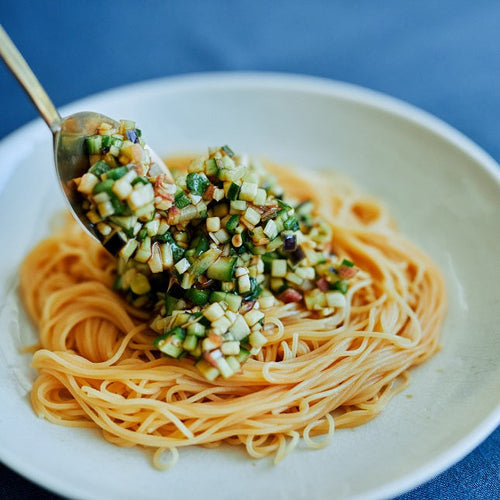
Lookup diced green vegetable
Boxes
[187,322,206,337]
[225,214,240,233]
[183,334,198,351]
[131,175,149,186]
[89,160,111,177]
[209,290,227,303]
[154,327,186,358]
[186,173,210,196]
[185,288,210,306]
[194,236,209,257]
[187,248,220,278]
[226,182,240,200]
[175,191,191,209]
[106,166,129,180]
[206,256,237,282]
[333,279,349,294]
[243,278,262,300]
[137,228,148,242]
[165,294,179,316]
[86,135,102,155]
[205,158,219,177]
[222,145,235,157]
[283,215,300,231]
[93,179,115,195]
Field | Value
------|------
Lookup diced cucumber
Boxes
[187,322,206,337]
[243,278,262,300]
[224,293,242,312]
[164,294,179,316]
[283,215,300,231]
[209,291,241,312]
[261,253,276,273]
[191,343,202,358]
[333,279,349,294]
[266,236,283,252]
[119,119,135,133]
[236,347,251,363]
[154,328,186,358]
[194,235,209,257]
[218,165,245,182]
[86,135,102,155]
[226,182,240,200]
[169,242,185,262]
[106,166,129,180]
[204,158,219,177]
[225,214,240,233]
[186,173,209,195]
[222,145,235,157]
[225,356,241,373]
[89,160,111,177]
[229,315,250,341]
[183,334,198,351]
[93,178,114,195]
[172,313,191,328]
[210,291,228,303]
[191,248,222,277]
[216,357,234,379]
[206,256,237,281]
[136,228,148,242]
[249,330,267,349]
[131,175,149,186]
[101,135,112,148]
[174,190,191,209]
[185,288,210,306]
[161,342,183,358]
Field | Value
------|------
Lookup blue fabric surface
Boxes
[0,1,498,498]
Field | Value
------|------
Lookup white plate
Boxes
[0,73,498,500]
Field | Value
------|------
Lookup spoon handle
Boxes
[0,25,61,133]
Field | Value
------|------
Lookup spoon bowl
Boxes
[54,112,119,242]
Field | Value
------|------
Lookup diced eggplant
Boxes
[103,231,128,254]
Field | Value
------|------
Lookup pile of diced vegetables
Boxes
[74,120,358,380]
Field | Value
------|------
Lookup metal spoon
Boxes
[0,25,173,244]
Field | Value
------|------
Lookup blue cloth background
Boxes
[0,1,498,498]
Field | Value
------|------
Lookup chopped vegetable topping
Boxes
[75,128,360,381]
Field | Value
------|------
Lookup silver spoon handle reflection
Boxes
[0,25,61,133]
